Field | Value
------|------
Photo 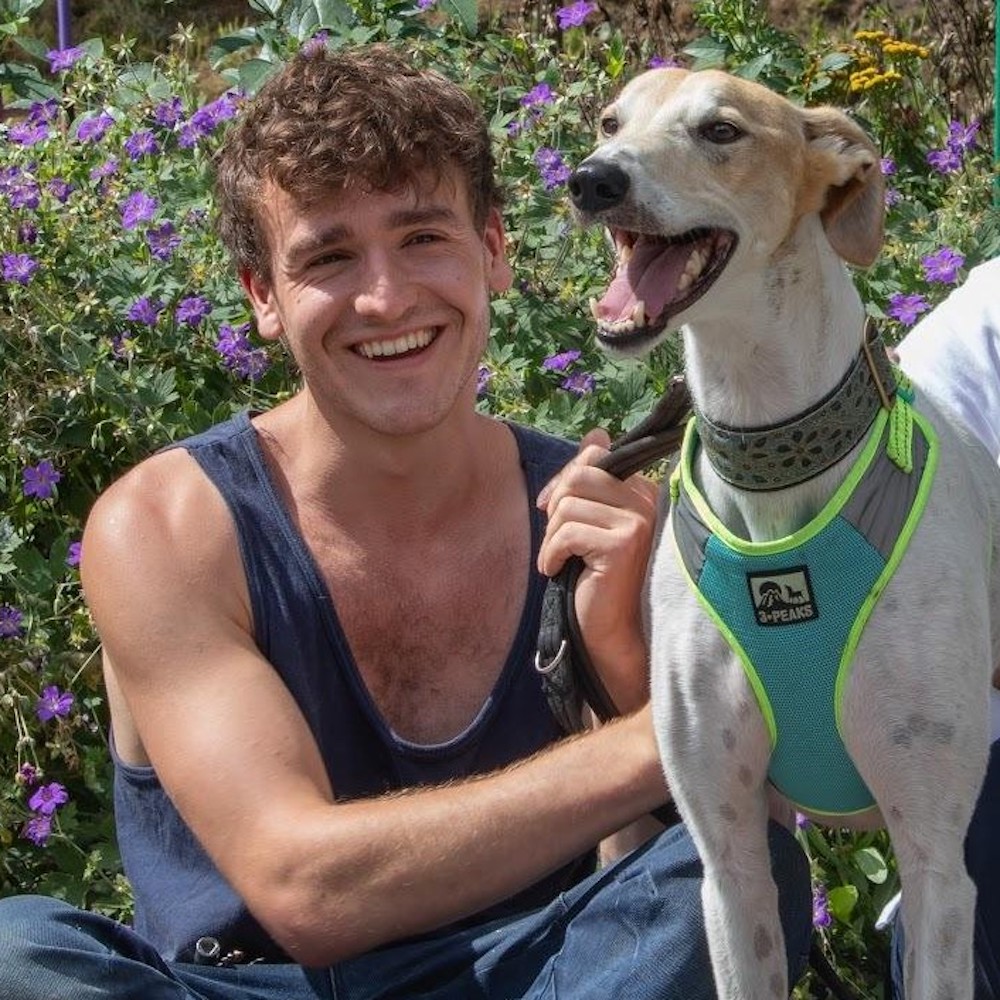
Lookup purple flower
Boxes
[175,295,213,326]
[812,883,832,928]
[66,541,82,567]
[124,129,160,160]
[561,371,596,394]
[921,246,964,284]
[884,187,902,208]
[16,763,39,786]
[216,323,270,381]
[9,122,50,146]
[926,147,962,174]
[3,252,40,285]
[542,349,581,371]
[534,146,571,190]
[90,157,120,182]
[76,111,115,143]
[0,604,24,639]
[22,813,53,846]
[555,1,597,28]
[887,291,930,326]
[29,99,60,125]
[648,54,680,68]
[146,221,182,261]
[23,459,61,499]
[36,685,74,722]
[879,156,896,176]
[47,46,86,73]
[47,178,73,203]
[301,31,331,57]
[417,0,436,8]
[126,296,164,326]
[946,119,979,154]
[28,781,69,816]
[18,222,38,245]
[7,178,41,210]
[520,82,555,108]
[121,190,159,230]
[153,97,184,128]
[795,812,811,829]
[186,92,242,141]
[476,365,493,396]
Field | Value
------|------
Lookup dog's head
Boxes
[568,68,885,356]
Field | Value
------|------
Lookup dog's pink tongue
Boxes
[596,238,692,324]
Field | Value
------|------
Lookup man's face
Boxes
[243,168,511,438]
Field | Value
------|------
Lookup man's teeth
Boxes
[356,329,434,359]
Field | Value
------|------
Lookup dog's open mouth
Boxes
[591,227,737,352]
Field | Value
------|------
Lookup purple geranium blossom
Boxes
[476,365,493,396]
[216,323,271,381]
[153,97,184,128]
[542,349,581,371]
[561,371,595,394]
[926,147,962,174]
[175,295,213,326]
[9,122,50,146]
[23,459,61,499]
[921,246,964,284]
[18,222,38,245]
[47,46,86,73]
[555,1,596,28]
[36,685,74,722]
[126,296,164,326]
[184,91,242,144]
[520,82,555,108]
[0,604,24,639]
[887,291,930,326]
[28,782,69,816]
[29,99,60,125]
[7,178,41,210]
[946,119,979,154]
[121,190,158,230]
[648,54,680,69]
[76,111,115,143]
[3,252,40,285]
[47,178,73,203]
[16,763,39,786]
[22,813,53,847]
[884,187,902,208]
[90,157,119,182]
[534,147,571,190]
[812,883,832,928]
[66,541,82,567]
[124,129,160,160]
[146,221,182,261]
[417,0,436,9]
[879,156,896,176]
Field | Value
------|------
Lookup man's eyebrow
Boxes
[285,224,350,266]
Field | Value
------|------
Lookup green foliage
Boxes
[1,0,997,993]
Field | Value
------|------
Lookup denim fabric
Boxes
[0,821,811,1000]
[889,740,1000,1000]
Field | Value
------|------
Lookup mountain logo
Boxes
[747,566,818,626]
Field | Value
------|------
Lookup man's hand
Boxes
[536,429,659,714]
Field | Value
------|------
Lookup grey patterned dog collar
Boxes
[694,321,897,491]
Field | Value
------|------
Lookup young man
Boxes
[0,47,810,998]
[892,256,1000,999]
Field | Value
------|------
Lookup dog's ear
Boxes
[800,107,885,267]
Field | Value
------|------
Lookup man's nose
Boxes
[354,255,413,319]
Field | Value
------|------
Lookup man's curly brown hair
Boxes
[214,44,503,280]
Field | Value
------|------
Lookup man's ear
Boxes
[239,268,284,342]
[484,208,514,294]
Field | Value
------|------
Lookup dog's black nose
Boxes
[567,161,630,213]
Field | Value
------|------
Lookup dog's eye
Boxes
[699,120,743,144]
[599,115,619,137]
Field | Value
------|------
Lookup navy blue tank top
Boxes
[112,412,594,962]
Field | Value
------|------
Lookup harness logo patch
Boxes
[747,566,818,626]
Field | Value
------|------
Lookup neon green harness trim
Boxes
[669,391,938,816]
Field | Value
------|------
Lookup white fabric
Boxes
[896,257,1000,463]
[897,258,1000,746]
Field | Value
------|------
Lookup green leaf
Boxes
[285,0,355,39]
[682,36,728,69]
[237,57,283,95]
[439,0,479,36]
[852,845,889,884]
[828,884,859,923]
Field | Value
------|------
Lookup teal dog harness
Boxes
[669,388,938,816]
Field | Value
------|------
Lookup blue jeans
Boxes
[890,740,1000,999]
[0,821,811,1000]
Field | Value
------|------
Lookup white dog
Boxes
[568,68,1000,999]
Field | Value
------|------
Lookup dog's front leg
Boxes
[651,603,785,999]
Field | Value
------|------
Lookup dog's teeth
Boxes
[631,301,646,326]
[589,297,601,321]
[677,271,693,292]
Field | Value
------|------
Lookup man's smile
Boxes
[353,327,439,359]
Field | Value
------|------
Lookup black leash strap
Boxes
[535,376,691,827]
